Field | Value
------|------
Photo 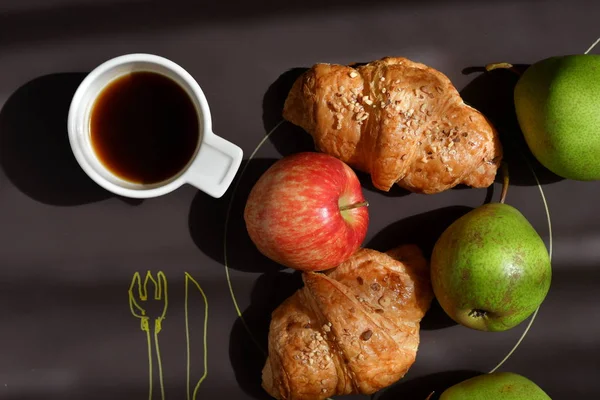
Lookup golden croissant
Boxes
[283,57,503,194]
[262,244,433,399]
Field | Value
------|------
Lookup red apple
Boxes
[244,152,369,272]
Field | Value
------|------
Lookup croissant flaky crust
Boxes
[262,245,433,399]
[283,57,503,194]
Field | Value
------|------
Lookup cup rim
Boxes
[67,53,212,198]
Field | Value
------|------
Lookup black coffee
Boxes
[90,71,199,184]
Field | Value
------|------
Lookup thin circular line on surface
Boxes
[483,31,600,372]
[488,156,553,373]
[486,32,592,379]
[584,37,600,54]
[223,120,284,356]
[222,119,551,390]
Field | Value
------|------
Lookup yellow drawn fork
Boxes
[128,271,168,400]
[128,271,208,400]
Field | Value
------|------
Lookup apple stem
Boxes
[424,392,435,400]
[499,162,509,204]
[339,200,369,211]
[485,62,523,77]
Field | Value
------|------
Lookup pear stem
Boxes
[425,392,435,400]
[499,162,509,204]
[585,37,600,54]
[485,62,523,77]
[339,200,369,211]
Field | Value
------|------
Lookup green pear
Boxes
[430,203,551,331]
[513,54,600,180]
[440,372,551,399]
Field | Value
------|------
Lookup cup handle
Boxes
[184,132,243,198]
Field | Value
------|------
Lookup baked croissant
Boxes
[262,244,433,399]
[283,57,503,194]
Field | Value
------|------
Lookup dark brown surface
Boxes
[0,1,599,399]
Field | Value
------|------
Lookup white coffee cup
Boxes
[67,53,243,199]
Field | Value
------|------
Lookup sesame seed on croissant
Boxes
[262,244,433,399]
[283,57,503,194]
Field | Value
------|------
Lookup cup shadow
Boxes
[460,64,563,187]
[188,157,285,273]
[0,73,142,206]
[229,270,303,400]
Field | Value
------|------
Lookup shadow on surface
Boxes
[263,121,315,158]
[1,0,509,49]
[0,73,141,206]
[460,65,563,187]
[367,205,473,259]
[262,67,308,134]
[377,370,482,400]
[263,68,316,157]
[357,170,413,198]
[7,389,169,400]
[0,276,211,400]
[420,298,457,331]
[229,270,303,400]
[261,67,315,157]
[188,157,284,273]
